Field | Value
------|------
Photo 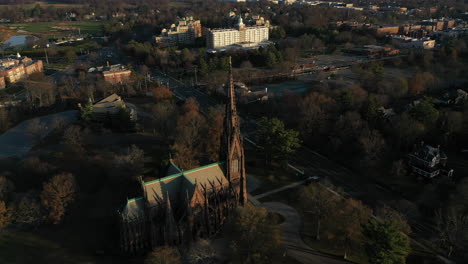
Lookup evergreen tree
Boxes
[80,100,94,123]
[256,117,301,166]
[363,219,411,264]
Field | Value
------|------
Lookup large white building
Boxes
[207,17,269,49]
[391,35,436,49]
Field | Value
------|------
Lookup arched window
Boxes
[232,159,239,173]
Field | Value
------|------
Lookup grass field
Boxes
[6,21,103,37]
[0,1,84,9]
[0,230,109,264]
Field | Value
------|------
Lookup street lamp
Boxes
[44,44,50,65]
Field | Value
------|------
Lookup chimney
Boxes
[106,61,110,67]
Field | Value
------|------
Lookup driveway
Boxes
[0,110,77,158]
[262,202,350,264]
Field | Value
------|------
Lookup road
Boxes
[0,110,77,158]
[153,70,454,262]
[254,180,306,200]
[262,202,350,264]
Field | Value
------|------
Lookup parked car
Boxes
[303,175,320,185]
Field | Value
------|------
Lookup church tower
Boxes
[221,57,247,205]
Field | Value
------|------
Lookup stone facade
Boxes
[118,59,247,254]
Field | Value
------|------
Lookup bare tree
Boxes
[0,175,14,201]
[12,191,44,227]
[435,207,468,258]
[0,200,12,230]
[145,246,181,264]
[61,125,84,153]
[298,184,339,240]
[40,173,77,224]
[186,239,217,264]
[0,108,9,133]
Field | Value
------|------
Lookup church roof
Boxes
[92,93,126,114]
[121,197,145,220]
[143,162,227,206]
[166,159,183,176]
[184,163,228,189]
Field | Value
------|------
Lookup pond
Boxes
[251,80,312,95]
[3,35,38,47]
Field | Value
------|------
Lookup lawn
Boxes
[5,21,103,38]
[245,148,304,196]
[0,230,101,264]
[0,1,84,9]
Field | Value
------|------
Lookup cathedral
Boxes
[118,59,247,254]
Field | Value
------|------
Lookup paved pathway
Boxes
[0,110,77,158]
[262,202,350,264]
[254,180,306,200]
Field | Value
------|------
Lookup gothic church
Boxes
[118,59,247,253]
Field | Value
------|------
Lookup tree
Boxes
[299,92,335,136]
[0,200,12,230]
[227,206,282,264]
[145,246,181,264]
[111,145,145,182]
[410,98,439,127]
[336,198,373,259]
[435,206,468,258]
[11,191,44,227]
[256,117,301,166]
[152,101,177,138]
[0,108,9,133]
[359,128,385,167]
[0,175,14,201]
[173,98,206,164]
[18,157,53,190]
[240,60,253,69]
[376,205,412,235]
[62,125,84,153]
[181,48,195,68]
[363,219,411,264]
[361,95,382,127]
[408,72,434,95]
[80,100,94,123]
[298,184,339,240]
[391,160,407,179]
[40,173,77,224]
[395,113,426,148]
[186,239,217,264]
[64,49,77,63]
[266,52,278,68]
[205,106,224,162]
[152,86,174,102]
[171,143,199,171]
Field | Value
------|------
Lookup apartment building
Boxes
[0,53,43,87]
[155,16,202,47]
[207,17,269,49]
[392,35,436,49]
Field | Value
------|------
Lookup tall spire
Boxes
[220,56,247,206]
[227,56,236,114]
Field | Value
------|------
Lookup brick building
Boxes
[0,53,43,86]
[155,17,202,47]
[89,63,132,85]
